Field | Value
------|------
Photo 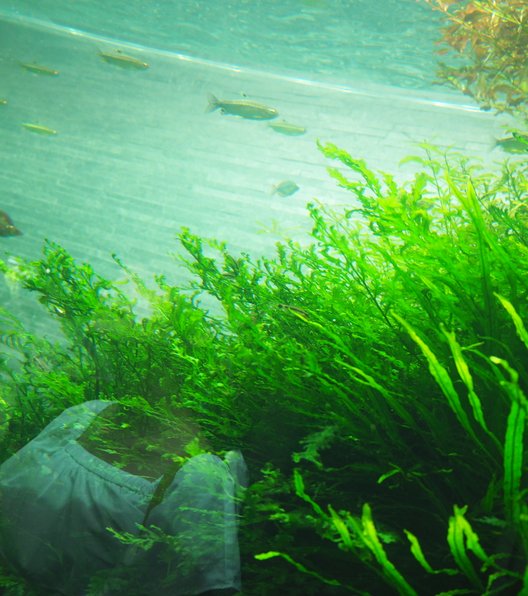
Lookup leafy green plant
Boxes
[0,144,527,593]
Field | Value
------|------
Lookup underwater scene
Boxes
[0,0,527,594]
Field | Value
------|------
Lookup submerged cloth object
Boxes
[0,400,247,595]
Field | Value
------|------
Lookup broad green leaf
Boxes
[442,327,501,452]
[496,294,528,350]
[490,356,527,523]
[447,505,486,590]
[359,504,417,596]
[293,469,325,517]
[404,530,457,576]
[393,314,485,452]
[254,551,342,587]
[328,505,355,550]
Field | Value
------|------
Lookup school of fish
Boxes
[1,45,327,243]
[206,94,305,196]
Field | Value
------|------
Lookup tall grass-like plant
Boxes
[0,145,527,593]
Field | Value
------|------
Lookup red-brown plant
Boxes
[424,0,528,122]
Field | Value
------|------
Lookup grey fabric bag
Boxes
[0,400,247,595]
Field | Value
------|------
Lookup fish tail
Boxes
[206,93,219,113]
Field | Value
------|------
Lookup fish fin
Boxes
[206,94,219,113]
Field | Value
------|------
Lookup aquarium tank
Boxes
[0,0,527,594]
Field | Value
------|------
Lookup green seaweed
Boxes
[0,145,527,594]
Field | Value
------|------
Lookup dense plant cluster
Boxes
[423,0,528,122]
[0,146,527,594]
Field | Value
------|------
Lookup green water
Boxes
[0,1,508,335]
[1,0,443,89]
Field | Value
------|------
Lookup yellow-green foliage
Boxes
[0,145,527,594]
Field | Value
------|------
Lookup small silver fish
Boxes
[99,50,149,70]
[22,123,57,135]
[207,94,278,120]
[21,62,59,76]
[0,99,6,105]
[272,180,299,197]
[276,303,310,321]
[268,120,306,136]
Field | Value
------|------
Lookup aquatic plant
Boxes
[424,0,528,123]
[243,144,528,594]
[0,144,527,593]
